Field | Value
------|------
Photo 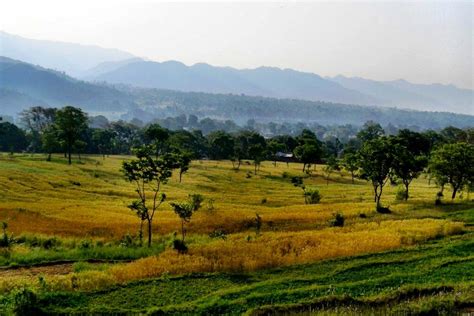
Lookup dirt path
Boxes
[0,263,74,277]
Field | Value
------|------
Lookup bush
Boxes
[377,205,391,214]
[79,239,92,249]
[120,234,136,248]
[261,197,267,204]
[304,188,321,204]
[209,229,227,240]
[329,213,345,227]
[172,239,188,254]
[0,222,12,248]
[435,191,443,205]
[10,288,38,315]
[42,237,61,250]
[395,186,407,201]
[291,176,303,187]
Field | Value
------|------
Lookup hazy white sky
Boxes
[1,0,472,89]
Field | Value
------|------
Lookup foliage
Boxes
[122,146,174,246]
[329,212,345,227]
[357,137,394,210]
[429,142,474,199]
[303,187,321,204]
[170,194,204,245]
[54,106,88,164]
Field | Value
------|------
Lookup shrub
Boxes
[79,239,92,249]
[261,197,267,204]
[435,191,443,205]
[172,239,188,254]
[304,188,321,204]
[209,229,227,240]
[42,237,60,250]
[0,222,12,248]
[291,176,303,187]
[377,205,391,214]
[329,213,345,227]
[10,288,38,315]
[120,234,136,248]
[395,186,407,201]
[206,198,215,212]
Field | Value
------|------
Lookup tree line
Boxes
[0,106,473,200]
[1,105,473,248]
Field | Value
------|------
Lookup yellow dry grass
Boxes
[0,153,469,293]
[0,154,454,238]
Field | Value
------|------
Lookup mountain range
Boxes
[0,31,134,78]
[0,56,134,115]
[0,31,473,124]
[1,56,473,130]
[86,60,473,115]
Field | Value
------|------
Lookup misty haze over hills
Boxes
[0,31,134,77]
[1,56,473,130]
[0,31,473,124]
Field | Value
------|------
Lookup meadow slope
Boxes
[0,153,472,314]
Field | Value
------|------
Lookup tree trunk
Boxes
[451,187,457,200]
[179,172,183,183]
[181,220,185,242]
[254,163,257,175]
[404,181,410,201]
[351,172,354,184]
[147,219,152,247]
[67,144,72,165]
[47,153,51,161]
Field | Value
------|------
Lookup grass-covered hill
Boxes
[0,154,472,314]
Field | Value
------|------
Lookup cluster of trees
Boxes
[1,107,473,207]
[340,123,474,211]
[122,87,474,129]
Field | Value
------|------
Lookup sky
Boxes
[1,0,472,89]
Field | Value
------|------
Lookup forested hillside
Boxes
[1,57,473,129]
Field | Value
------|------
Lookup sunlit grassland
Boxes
[6,233,473,315]
[0,153,466,239]
[0,153,472,313]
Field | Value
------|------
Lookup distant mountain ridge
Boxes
[86,59,473,115]
[2,31,472,115]
[0,31,135,77]
[1,56,473,130]
[328,75,473,114]
[86,59,379,106]
[0,56,134,115]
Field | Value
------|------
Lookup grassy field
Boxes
[0,153,472,314]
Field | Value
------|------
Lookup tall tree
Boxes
[144,124,169,157]
[357,121,385,142]
[429,143,474,199]
[390,134,428,200]
[122,146,175,247]
[341,152,358,184]
[208,131,235,160]
[357,137,394,211]
[0,122,28,152]
[92,129,116,158]
[55,106,88,165]
[19,106,57,152]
